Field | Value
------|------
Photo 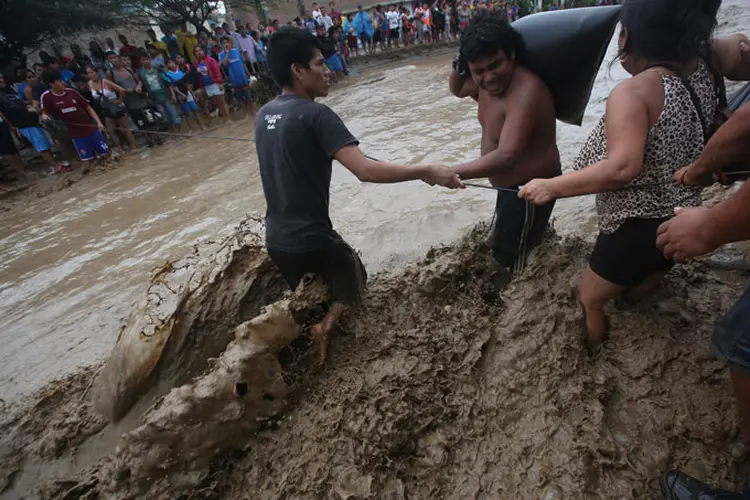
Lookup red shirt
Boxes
[41,89,95,138]
[119,45,141,70]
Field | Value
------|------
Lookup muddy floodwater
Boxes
[0,2,748,407]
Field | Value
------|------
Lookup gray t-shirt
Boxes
[255,94,359,251]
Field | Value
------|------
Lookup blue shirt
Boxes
[219,49,248,87]
[61,69,75,83]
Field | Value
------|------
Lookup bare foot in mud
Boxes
[309,302,348,367]
[310,320,334,367]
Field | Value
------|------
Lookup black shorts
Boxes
[0,121,19,156]
[492,188,555,273]
[589,217,674,288]
[267,239,367,306]
[373,31,382,43]
[389,28,400,40]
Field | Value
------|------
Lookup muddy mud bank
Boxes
[3,219,749,499]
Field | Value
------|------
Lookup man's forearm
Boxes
[693,104,750,175]
[704,180,750,248]
[452,149,516,181]
[356,158,428,183]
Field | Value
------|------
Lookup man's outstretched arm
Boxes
[335,145,463,188]
[657,181,750,263]
[450,80,548,185]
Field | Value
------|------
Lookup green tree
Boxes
[131,0,223,31]
[0,0,123,72]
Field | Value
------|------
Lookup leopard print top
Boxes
[573,62,716,234]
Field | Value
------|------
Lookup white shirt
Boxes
[312,8,322,19]
[320,14,333,30]
[386,10,400,29]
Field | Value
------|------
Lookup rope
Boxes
[39,119,749,197]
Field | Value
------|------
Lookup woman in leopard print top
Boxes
[518,0,750,352]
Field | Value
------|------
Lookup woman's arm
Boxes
[103,79,126,94]
[519,81,649,204]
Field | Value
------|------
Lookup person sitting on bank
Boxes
[656,102,750,500]
[519,0,750,353]
[256,28,463,365]
[448,11,560,275]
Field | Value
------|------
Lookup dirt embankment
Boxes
[2,222,749,499]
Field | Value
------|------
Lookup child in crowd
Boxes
[166,58,205,131]
[346,15,359,57]
[137,54,182,132]
[194,46,231,123]
[40,70,108,163]
[219,36,255,119]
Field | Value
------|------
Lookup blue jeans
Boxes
[154,101,182,126]
[713,284,750,375]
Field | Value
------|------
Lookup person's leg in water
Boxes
[18,127,65,172]
[311,302,348,365]
[583,218,675,351]
[114,115,137,151]
[105,117,125,154]
[620,271,667,305]
[2,153,30,183]
[213,94,231,123]
[713,285,750,450]
[578,267,626,352]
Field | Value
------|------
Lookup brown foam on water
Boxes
[2,220,749,499]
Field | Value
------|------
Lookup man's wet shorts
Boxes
[713,284,750,374]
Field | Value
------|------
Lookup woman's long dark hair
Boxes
[618,0,721,63]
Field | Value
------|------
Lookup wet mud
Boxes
[2,219,748,499]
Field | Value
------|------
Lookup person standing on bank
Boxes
[256,28,463,365]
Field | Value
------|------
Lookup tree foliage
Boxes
[0,0,123,70]
[132,0,224,31]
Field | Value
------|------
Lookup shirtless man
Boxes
[449,11,560,273]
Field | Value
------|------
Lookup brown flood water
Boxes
[1,5,748,404]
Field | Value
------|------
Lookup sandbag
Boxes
[513,5,621,126]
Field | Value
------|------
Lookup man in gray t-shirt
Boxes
[256,28,463,365]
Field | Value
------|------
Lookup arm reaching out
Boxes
[520,79,649,204]
[335,145,464,188]
[657,181,750,262]
[676,102,750,185]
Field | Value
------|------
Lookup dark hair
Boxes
[105,50,118,58]
[221,35,232,43]
[32,62,44,71]
[267,28,322,87]
[71,74,87,85]
[41,69,62,84]
[618,0,720,64]
[460,10,525,63]
[19,68,33,80]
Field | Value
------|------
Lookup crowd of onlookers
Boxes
[0,24,273,183]
[0,0,620,185]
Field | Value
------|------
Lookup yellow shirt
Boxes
[176,31,198,63]
[151,40,168,55]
